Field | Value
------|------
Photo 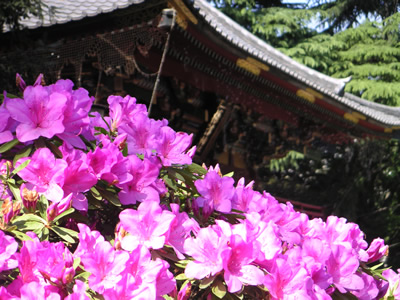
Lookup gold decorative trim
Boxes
[296,89,315,103]
[236,57,270,75]
[305,88,323,100]
[350,111,366,120]
[236,58,260,75]
[246,57,269,72]
[384,128,393,133]
[343,113,359,124]
[168,0,198,30]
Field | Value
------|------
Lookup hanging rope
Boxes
[148,8,176,116]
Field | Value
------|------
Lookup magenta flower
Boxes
[232,178,263,213]
[102,273,154,300]
[183,224,230,279]
[326,244,364,293]
[0,98,15,144]
[0,230,18,273]
[120,113,167,156]
[221,233,264,293]
[74,223,105,258]
[119,201,176,250]
[382,268,400,299]
[17,148,67,202]
[48,79,93,149]
[65,280,90,300]
[365,238,388,263]
[6,84,67,142]
[194,170,235,214]
[80,240,130,294]
[263,257,309,299]
[61,149,97,211]
[167,203,200,259]
[46,193,72,222]
[107,94,147,131]
[117,155,161,205]
[156,126,194,166]
[34,241,75,285]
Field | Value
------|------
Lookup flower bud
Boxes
[1,197,14,226]
[21,184,39,212]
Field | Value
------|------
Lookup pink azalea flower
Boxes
[74,223,105,258]
[80,240,130,294]
[183,224,230,279]
[263,257,309,299]
[326,244,364,293]
[119,201,175,250]
[46,193,73,222]
[107,95,147,131]
[49,79,93,149]
[17,148,67,202]
[194,170,235,214]
[120,113,168,156]
[382,268,400,299]
[0,230,18,272]
[232,178,264,213]
[0,98,15,144]
[65,280,90,300]
[60,146,97,211]
[117,155,161,205]
[365,238,388,263]
[102,273,154,300]
[221,233,264,293]
[351,273,383,300]
[6,84,67,142]
[167,203,200,259]
[19,281,60,300]
[156,126,193,166]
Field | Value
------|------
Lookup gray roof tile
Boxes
[15,0,143,29]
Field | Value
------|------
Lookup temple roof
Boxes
[14,0,144,29]
[12,0,400,136]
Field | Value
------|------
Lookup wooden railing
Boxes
[276,197,325,219]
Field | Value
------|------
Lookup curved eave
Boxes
[10,0,144,30]
[177,0,400,133]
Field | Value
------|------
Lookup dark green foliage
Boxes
[0,0,45,33]
[279,15,400,105]
[264,140,400,268]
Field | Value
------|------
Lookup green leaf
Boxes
[13,145,32,166]
[94,126,109,136]
[51,208,75,224]
[199,275,216,289]
[50,225,77,243]
[75,271,91,281]
[0,139,19,154]
[37,194,49,220]
[90,187,103,200]
[9,229,33,241]
[223,171,234,177]
[211,280,227,299]
[11,159,31,176]
[185,163,207,176]
[98,187,121,207]
[73,257,81,270]
[175,273,188,281]
[12,213,46,224]
[13,220,45,235]
[163,175,178,191]
[7,181,23,203]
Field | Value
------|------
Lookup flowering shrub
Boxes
[0,74,399,299]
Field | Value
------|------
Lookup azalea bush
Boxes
[0,74,399,299]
